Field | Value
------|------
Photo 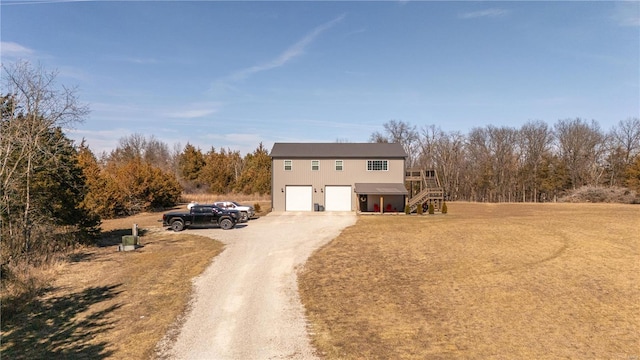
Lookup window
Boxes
[367,160,388,171]
[311,160,319,171]
[284,160,292,171]
[335,160,343,171]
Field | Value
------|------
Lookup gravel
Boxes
[159,211,357,360]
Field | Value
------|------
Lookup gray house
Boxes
[270,143,408,212]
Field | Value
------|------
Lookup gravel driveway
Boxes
[159,212,357,360]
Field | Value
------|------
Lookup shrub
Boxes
[428,203,435,214]
[559,186,637,204]
[404,204,410,215]
[417,203,423,215]
[254,202,262,213]
[442,202,448,214]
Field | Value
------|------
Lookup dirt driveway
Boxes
[159,212,357,360]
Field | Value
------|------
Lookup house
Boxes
[270,142,408,212]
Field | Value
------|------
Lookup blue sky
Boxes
[2,1,639,155]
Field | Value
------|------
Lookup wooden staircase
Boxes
[406,169,444,213]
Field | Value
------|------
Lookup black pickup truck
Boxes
[162,204,240,231]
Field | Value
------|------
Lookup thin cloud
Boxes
[58,65,92,82]
[64,127,129,154]
[459,8,510,19]
[169,108,217,119]
[168,103,221,119]
[228,13,346,82]
[1,41,35,58]
[611,2,640,27]
[110,56,160,65]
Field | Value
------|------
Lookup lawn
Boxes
[2,202,637,359]
[299,202,640,359]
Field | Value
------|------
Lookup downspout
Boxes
[271,156,274,211]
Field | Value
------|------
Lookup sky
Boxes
[1,1,639,156]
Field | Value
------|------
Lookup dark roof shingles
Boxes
[270,143,407,158]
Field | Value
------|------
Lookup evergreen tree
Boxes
[200,147,236,194]
[2,61,90,261]
[235,143,271,195]
[31,128,99,233]
[178,143,205,181]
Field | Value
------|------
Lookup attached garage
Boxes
[324,186,352,211]
[285,186,312,211]
[270,143,408,212]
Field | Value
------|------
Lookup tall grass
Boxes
[180,193,271,204]
[180,193,272,215]
[560,186,638,204]
[1,255,66,321]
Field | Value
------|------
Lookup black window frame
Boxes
[367,160,388,171]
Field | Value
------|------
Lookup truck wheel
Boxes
[220,218,234,230]
[240,211,249,222]
[171,219,184,232]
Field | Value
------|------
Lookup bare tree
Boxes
[368,131,389,143]
[519,120,553,202]
[554,118,605,188]
[1,60,88,258]
[604,118,640,186]
[143,135,172,171]
[487,126,519,202]
[108,133,147,164]
[417,125,466,200]
[610,118,640,164]
[465,127,493,201]
[370,120,419,167]
[106,133,173,171]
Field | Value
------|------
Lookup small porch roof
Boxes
[354,183,408,195]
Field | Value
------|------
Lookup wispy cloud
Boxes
[227,13,346,83]
[168,103,221,119]
[64,127,129,154]
[459,8,510,19]
[611,2,640,27]
[91,100,220,121]
[1,41,35,58]
[110,56,160,65]
[201,132,268,154]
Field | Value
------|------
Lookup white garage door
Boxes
[285,186,312,211]
[325,186,352,211]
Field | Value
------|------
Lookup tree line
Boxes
[371,119,640,203]
[1,61,271,267]
[2,60,638,268]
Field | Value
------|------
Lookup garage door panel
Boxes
[325,186,352,211]
[285,186,312,211]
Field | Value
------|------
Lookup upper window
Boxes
[284,160,292,171]
[367,160,388,171]
[335,160,343,171]
[311,160,320,171]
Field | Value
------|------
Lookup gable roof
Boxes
[270,142,407,159]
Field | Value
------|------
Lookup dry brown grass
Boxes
[3,202,636,359]
[0,196,272,359]
[0,214,224,359]
[299,202,640,359]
